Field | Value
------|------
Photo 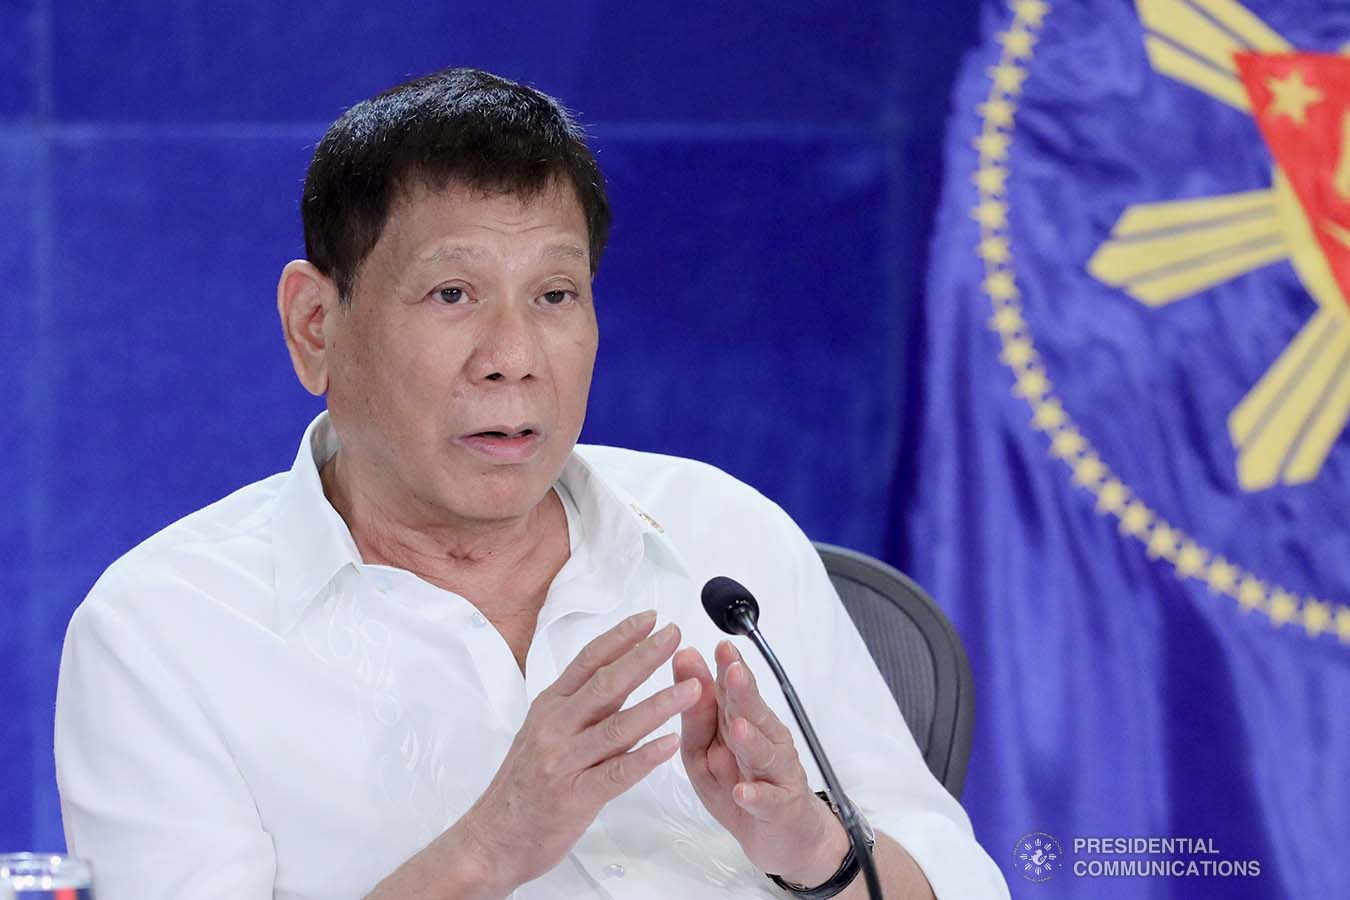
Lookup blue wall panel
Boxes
[4,0,985,858]
[50,1,895,124]
[1,134,37,853]
[0,0,36,118]
[586,134,897,553]
[43,131,320,541]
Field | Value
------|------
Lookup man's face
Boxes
[324,178,598,527]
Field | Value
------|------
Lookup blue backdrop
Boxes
[7,2,1348,898]
[1,0,980,863]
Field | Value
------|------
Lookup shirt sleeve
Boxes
[55,590,277,900]
[779,516,1012,900]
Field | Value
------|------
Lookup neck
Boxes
[319,450,569,605]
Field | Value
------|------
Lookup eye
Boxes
[435,286,467,305]
[541,289,573,306]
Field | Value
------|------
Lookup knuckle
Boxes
[589,665,620,700]
[601,712,629,746]
[534,748,562,779]
[547,750,580,783]
[528,694,557,719]
[640,629,669,656]
[605,756,631,789]
[574,644,604,673]
[532,719,562,747]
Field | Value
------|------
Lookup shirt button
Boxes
[602,863,626,879]
[375,575,395,593]
[471,611,489,628]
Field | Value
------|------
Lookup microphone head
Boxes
[701,576,761,636]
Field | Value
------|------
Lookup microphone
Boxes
[701,576,883,899]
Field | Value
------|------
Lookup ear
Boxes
[277,259,340,396]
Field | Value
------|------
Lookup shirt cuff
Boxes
[872,810,1011,900]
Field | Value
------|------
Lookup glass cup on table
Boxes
[0,854,93,899]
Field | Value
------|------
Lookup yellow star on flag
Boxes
[1268,590,1299,626]
[1095,478,1128,514]
[1012,0,1049,27]
[1119,501,1151,537]
[1205,558,1239,596]
[1146,523,1178,560]
[978,99,1016,128]
[1031,398,1066,431]
[1000,337,1036,367]
[978,235,1011,263]
[1265,69,1322,126]
[1175,542,1208,578]
[1237,576,1266,612]
[1302,599,1331,638]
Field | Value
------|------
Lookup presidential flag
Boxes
[903,0,1350,895]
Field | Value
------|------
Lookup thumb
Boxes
[732,780,799,821]
[673,647,719,752]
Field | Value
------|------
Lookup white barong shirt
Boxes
[56,413,1009,900]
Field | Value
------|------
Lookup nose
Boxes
[470,301,542,384]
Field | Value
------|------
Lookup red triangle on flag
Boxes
[1236,52,1350,307]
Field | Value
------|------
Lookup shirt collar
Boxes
[272,412,364,634]
[271,412,691,635]
[560,447,693,580]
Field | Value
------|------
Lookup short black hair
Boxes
[301,67,611,302]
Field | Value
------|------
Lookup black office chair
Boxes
[814,542,975,799]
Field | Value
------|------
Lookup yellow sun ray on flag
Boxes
[1087,189,1285,306]
[1284,353,1350,482]
[1230,309,1350,487]
[1082,2,1350,491]
[972,0,1350,640]
[1136,0,1290,111]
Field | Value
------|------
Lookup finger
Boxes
[713,639,736,717]
[568,622,682,724]
[572,677,702,768]
[713,642,745,752]
[725,715,784,777]
[728,642,757,687]
[714,639,738,684]
[552,610,658,697]
[706,740,742,791]
[713,674,738,777]
[732,779,799,822]
[713,640,741,719]
[673,648,719,753]
[724,659,793,747]
[577,732,680,803]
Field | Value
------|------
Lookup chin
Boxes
[448,472,556,523]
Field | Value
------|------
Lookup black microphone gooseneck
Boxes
[701,576,883,900]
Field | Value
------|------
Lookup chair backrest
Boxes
[814,542,974,799]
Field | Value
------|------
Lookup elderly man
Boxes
[55,68,1009,900]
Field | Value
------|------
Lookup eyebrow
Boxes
[541,243,587,263]
[415,243,588,265]
[416,245,488,264]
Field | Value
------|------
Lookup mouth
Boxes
[457,425,544,462]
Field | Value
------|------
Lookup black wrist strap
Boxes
[766,792,866,899]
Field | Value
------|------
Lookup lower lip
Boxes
[458,432,544,462]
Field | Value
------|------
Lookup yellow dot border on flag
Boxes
[971,0,1350,644]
